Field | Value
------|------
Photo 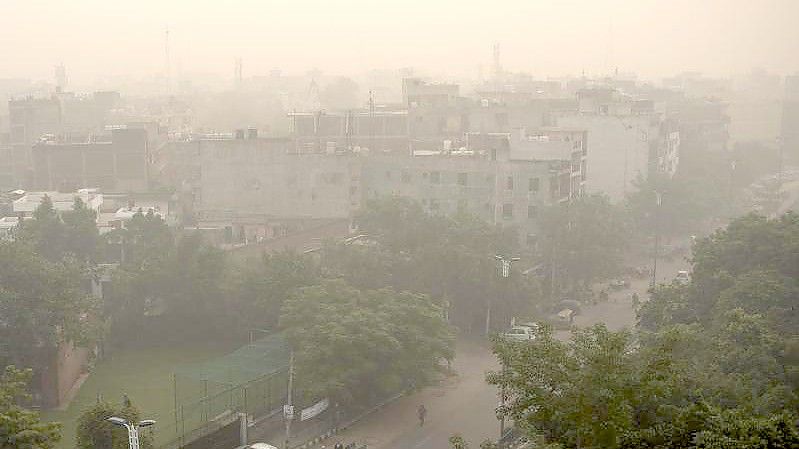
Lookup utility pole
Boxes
[488,255,519,335]
[494,254,518,443]
[284,351,294,449]
[651,191,663,288]
[777,136,784,186]
[368,90,375,152]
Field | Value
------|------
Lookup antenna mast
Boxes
[165,26,171,94]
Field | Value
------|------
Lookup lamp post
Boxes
[651,191,663,288]
[493,254,519,444]
[106,417,155,449]
[487,255,519,335]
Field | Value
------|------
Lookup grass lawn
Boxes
[42,341,238,449]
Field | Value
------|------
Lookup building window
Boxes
[528,205,537,219]
[506,176,514,190]
[401,170,411,183]
[457,172,468,186]
[529,177,540,192]
[502,203,513,219]
[430,171,441,184]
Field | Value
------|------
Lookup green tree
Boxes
[230,250,320,332]
[334,197,539,332]
[16,196,100,263]
[280,280,454,407]
[539,194,629,294]
[0,242,100,370]
[60,198,101,263]
[76,397,152,449]
[105,210,172,268]
[0,366,61,449]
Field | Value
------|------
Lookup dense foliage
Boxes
[103,212,230,346]
[76,397,152,449]
[489,213,799,448]
[16,196,100,263]
[0,366,61,449]
[323,197,542,332]
[538,193,629,295]
[280,279,454,407]
[0,241,99,370]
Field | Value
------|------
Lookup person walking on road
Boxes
[417,404,427,427]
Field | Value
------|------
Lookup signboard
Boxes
[300,399,329,421]
[283,405,294,419]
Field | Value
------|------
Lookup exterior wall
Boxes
[0,146,12,190]
[38,341,89,408]
[188,133,575,249]
[196,139,360,222]
[362,154,569,247]
[556,114,657,202]
[8,97,61,145]
[289,111,410,154]
[728,98,783,146]
[29,128,148,192]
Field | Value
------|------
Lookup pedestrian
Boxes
[417,404,427,427]
[334,442,343,449]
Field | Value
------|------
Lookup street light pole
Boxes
[106,417,155,449]
[487,255,519,335]
[493,254,519,443]
[651,191,663,288]
[284,350,295,449]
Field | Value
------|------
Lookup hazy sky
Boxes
[3,0,798,85]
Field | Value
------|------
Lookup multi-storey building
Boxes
[28,128,149,192]
[554,87,679,201]
[167,125,585,248]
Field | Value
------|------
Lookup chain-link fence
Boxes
[158,333,290,449]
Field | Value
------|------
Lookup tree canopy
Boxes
[0,366,61,449]
[280,279,454,407]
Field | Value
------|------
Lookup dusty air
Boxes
[1,1,799,449]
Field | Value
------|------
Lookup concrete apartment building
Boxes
[167,124,585,248]
[364,128,586,247]
[554,87,680,201]
[8,90,120,145]
[28,127,149,192]
[288,110,410,154]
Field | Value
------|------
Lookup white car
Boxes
[502,326,537,341]
[675,270,691,285]
[239,443,279,449]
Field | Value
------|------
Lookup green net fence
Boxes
[158,333,291,449]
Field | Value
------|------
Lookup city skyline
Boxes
[3,0,799,88]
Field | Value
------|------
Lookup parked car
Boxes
[675,270,691,285]
[502,326,537,341]
[238,443,279,449]
[556,308,574,323]
[609,279,630,289]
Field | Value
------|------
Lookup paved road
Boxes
[310,257,689,449]
[317,339,500,449]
